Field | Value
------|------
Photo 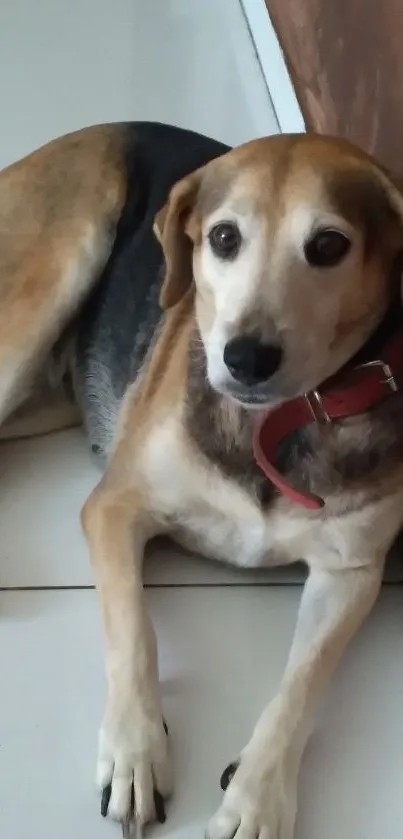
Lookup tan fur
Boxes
[0,124,127,422]
[154,172,201,309]
[0,384,80,439]
[2,130,403,837]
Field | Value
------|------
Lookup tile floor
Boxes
[2,571,403,839]
[1,2,403,839]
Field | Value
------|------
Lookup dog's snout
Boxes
[223,336,283,386]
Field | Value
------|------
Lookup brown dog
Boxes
[1,122,403,839]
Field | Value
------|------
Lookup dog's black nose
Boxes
[223,336,283,386]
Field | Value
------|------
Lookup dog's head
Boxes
[154,134,403,408]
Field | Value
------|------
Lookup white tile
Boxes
[0,430,97,588]
[0,586,403,839]
[0,0,278,168]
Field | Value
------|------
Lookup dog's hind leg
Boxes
[0,380,82,439]
[0,124,128,423]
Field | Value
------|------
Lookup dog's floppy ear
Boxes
[154,171,201,309]
[368,165,403,242]
[375,167,403,221]
[331,160,403,271]
[371,167,403,292]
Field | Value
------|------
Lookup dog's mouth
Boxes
[216,381,284,410]
[229,391,275,408]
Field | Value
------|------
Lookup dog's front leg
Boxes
[82,486,172,827]
[207,561,383,839]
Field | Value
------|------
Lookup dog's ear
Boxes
[154,171,201,310]
[368,165,403,245]
[373,167,403,225]
[330,161,403,272]
[371,167,403,293]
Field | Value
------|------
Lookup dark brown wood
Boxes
[265,0,403,172]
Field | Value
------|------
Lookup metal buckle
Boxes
[354,359,398,392]
[304,389,331,423]
[305,358,399,425]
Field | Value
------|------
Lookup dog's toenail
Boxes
[100,784,112,817]
[154,788,166,823]
[121,817,131,839]
[220,761,239,790]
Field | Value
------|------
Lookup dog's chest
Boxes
[140,417,315,568]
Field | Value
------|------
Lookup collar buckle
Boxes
[354,359,398,392]
[304,389,331,424]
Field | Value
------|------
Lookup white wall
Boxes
[0,0,279,168]
[241,0,305,133]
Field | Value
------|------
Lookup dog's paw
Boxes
[206,754,297,839]
[97,699,172,827]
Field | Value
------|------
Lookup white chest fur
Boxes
[139,415,321,569]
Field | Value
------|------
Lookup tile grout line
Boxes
[0,582,302,591]
[0,581,402,592]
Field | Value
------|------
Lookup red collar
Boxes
[253,330,403,509]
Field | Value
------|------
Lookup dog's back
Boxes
[72,122,229,455]
[0,122,228,449]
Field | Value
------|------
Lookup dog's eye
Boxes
[304,229,351,267]
[209,222,241,259]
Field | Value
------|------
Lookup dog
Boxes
[2,121,403,839]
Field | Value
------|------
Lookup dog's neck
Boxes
[185,315,403,508]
